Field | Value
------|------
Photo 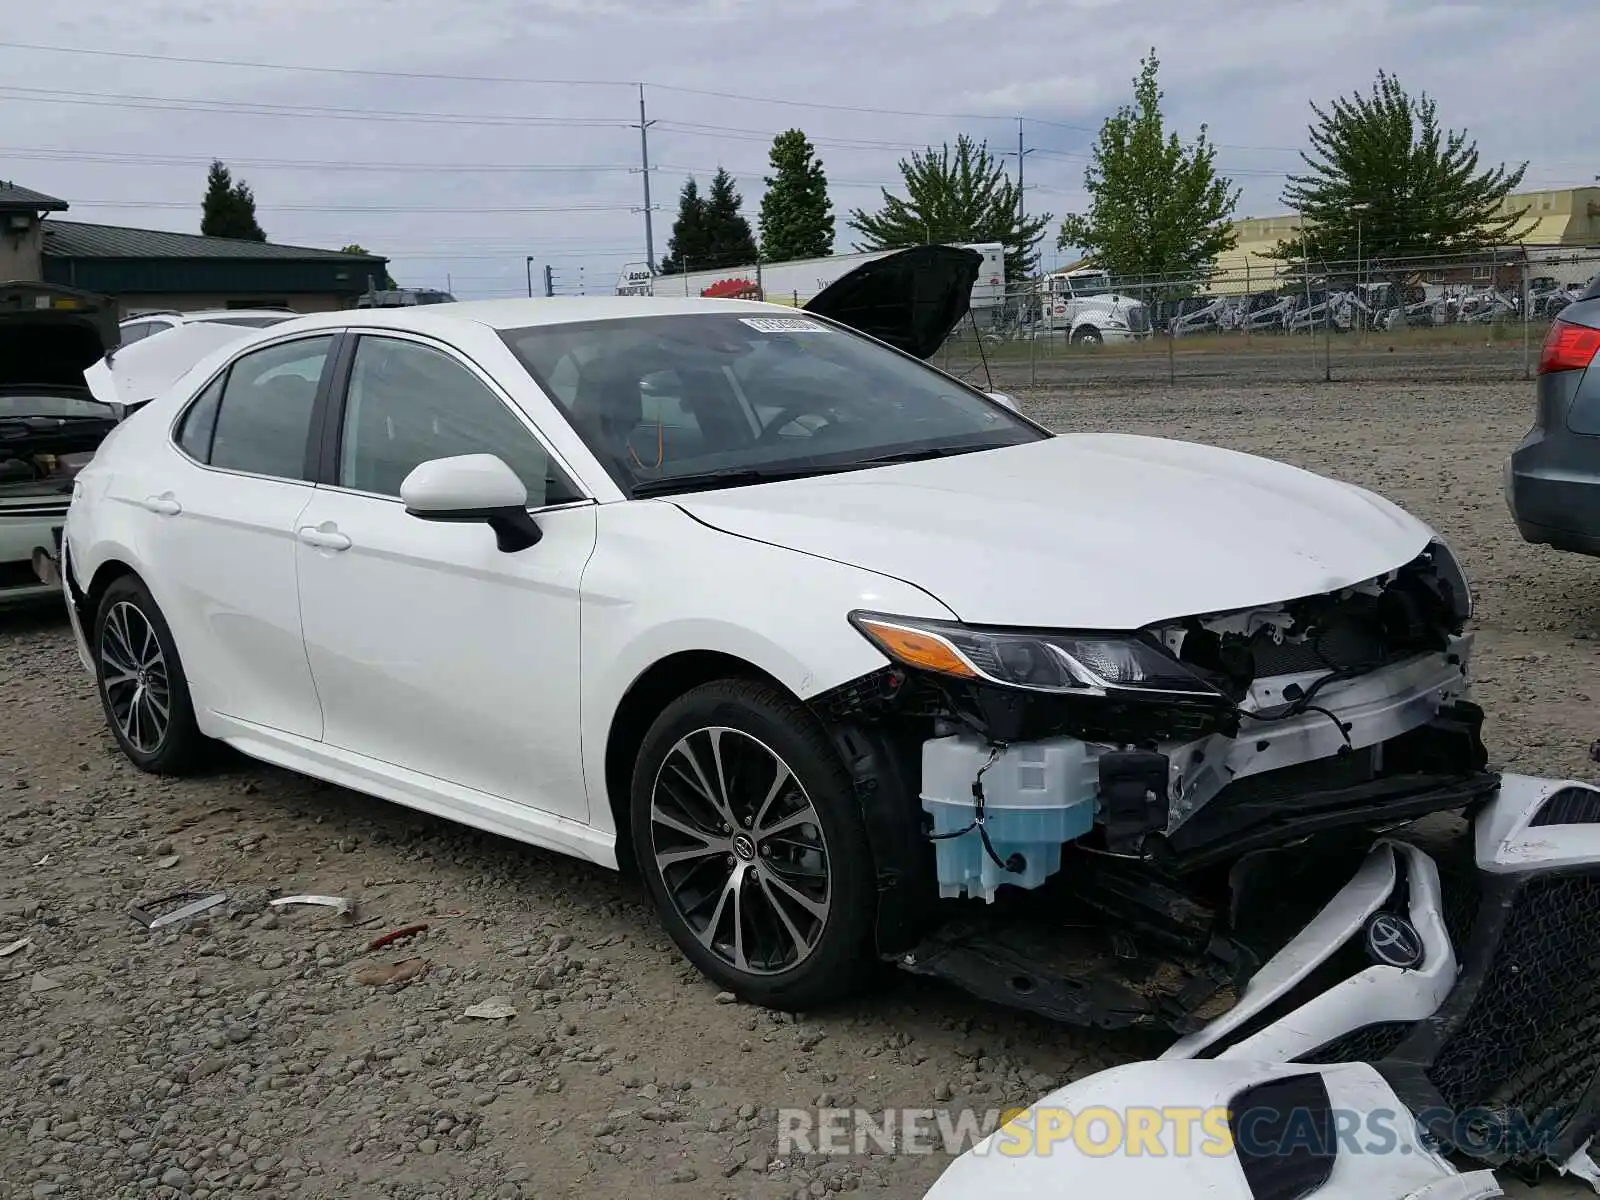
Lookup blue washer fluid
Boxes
[920,735,1101,903]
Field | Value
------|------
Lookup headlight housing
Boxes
[849,611,1226,699]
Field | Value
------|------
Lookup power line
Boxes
[65,199,638,214]
[0,146,638,175]
[0,84,964,151]
[654,162,899,189]
[0,40,637,88]
[654,120,932,152]
[0,39,1028,123]
[1,38,1563,165]
[0,85,628,129]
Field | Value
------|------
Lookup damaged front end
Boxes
[812,540,1496,1032]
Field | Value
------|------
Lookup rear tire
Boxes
[93,575,210,774]
[629,678,877,1010]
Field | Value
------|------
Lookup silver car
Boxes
[1508,274,1600,556]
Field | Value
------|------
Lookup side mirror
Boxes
[985,391,1019,412]
[400,454,542,552]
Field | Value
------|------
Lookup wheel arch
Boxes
[81,557,140,626]
[602,649,793,874]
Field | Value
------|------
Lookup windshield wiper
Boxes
[853,444,1005,466]
[629,444,1015,499]
[631,464,855,498]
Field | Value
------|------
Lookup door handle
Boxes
[142,494,181,516]
[297,524,351,551]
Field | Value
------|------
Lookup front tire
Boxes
[629,678,877,1010]
[93,575,209,774]
[1073,325,1103,346]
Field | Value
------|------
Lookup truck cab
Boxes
[1039,268,1152,344]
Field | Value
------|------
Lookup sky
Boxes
[3,0,1595,300]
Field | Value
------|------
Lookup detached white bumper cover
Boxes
[923,1059,1502,1200]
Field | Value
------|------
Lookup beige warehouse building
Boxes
[1208,186,1600,292]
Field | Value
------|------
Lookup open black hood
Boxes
[802,245,982,359]
[0,281,119,391]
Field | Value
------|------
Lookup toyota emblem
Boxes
[1364,913,1425,969]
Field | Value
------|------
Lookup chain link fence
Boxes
[935,248,1600,390]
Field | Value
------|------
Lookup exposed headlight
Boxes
[849,611,1226,699]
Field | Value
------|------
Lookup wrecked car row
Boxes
[8,246,1600,1197]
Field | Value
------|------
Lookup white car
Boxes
[117,308,298,345]
[62,250,1492,1021]
[1,281,121,606]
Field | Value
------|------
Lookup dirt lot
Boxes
[3,364,1597,1200]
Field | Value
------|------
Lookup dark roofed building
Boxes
[0,182,70,212]
[0,181,69,283]
[1,180,387,314]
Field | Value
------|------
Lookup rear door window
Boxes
[208,336,335,481]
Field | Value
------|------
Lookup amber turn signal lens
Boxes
[856,618,979,679]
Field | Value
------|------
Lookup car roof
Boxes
[250,296,800,338]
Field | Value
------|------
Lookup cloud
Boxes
[1,0,1592,296]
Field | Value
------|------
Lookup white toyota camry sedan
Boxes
[61,265,1491,1020]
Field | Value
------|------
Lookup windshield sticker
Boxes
[738,317,831,334]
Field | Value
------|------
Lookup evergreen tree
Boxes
[659,177,708,275]
[1057,51,1240,284]
[847,135,1049,280]
[1276,71,1528,265]
[701,168,759,270]
[200,159,266,242]
[758,129,834,262]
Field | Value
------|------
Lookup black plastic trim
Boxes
[1530,786,1600,827]
[1227,1073,1337,1200]
[1376,865,1600,1169]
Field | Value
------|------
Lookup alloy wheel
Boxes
[99,600,171,755]
[648,726,832,976]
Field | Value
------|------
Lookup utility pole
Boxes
[633,84,657,274]
[543,264,553,298]
[1013,117,1034,224]
[525,256,534,298]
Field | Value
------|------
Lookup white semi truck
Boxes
[1037,267,1153,343]
[615,243,1007,316]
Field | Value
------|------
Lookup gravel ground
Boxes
[2,371,1597,1200]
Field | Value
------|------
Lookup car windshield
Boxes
[500,313,1044,495]
[0,392,111,419]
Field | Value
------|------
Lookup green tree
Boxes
[1276,71,1528,265]
[339,245,397,289]
[701,167,759,270]
[846,134,1049,281]
[200,159,266,242]
[758,129,834,262]
[1057,51,1240,285]
[659,176,708,275]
